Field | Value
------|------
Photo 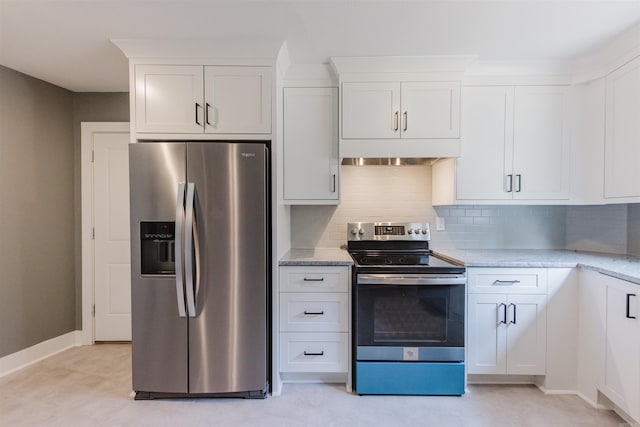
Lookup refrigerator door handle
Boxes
[175,183,187,318]
[184,182,197,317]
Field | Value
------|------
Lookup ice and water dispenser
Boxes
[140,222,176,275]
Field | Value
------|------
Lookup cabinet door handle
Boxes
[508,303,517,324]
[331,174,336,193]
[493,280,520,286]
[205,103,212,126]
[515,174,522,192]
[626,293,637,319]
[303,310,325,316]
[303,351,324,356]
[498,303,507,325]
[403,111,408,131]
[195,103,201,125]
[394,111,399,131]
[303,277,324,282]
[506,175,513,193]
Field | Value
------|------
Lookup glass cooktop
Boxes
[349,251,462,269]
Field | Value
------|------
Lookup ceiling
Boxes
[1,0,639,92]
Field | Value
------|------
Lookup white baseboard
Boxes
[0,331,82,378]
[537,385,578,395]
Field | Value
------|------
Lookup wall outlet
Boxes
[436,217,445,231]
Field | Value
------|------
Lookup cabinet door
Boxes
[512,86,570,200]
[603,276,640,420]
[401,82,460,139]
[576,269,606,406]
[135,65,204,133]
[467,294,507,375]
[604,56,640,199]
[342,82,400,139]
[204,66,271,134]
[505,294,547,375]
[456,86,514,200]
[283,88,339,203]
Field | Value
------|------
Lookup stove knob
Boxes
[421,228,427,235]
[407,229,413,234]
[350,228,358,235]
[358,229,365,235]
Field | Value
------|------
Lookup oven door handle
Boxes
[357,274,466,286]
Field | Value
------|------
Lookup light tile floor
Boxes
[0,344,626,427]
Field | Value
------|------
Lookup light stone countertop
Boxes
[279,247,640,285]
[279,248,354,266]
[436,249,640,285]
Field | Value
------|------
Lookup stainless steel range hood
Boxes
[341,158,435,166]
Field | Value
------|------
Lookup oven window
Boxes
[357,284,464,348]
[373,296,447,342]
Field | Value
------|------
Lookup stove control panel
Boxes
[348,222,431,241]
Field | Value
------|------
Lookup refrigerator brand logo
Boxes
[241,152,256,158]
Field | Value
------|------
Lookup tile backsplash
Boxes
[291,165,565,250]
[291,165,640,254]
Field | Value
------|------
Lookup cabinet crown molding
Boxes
[112,38,286,60]
[330,55,478,76]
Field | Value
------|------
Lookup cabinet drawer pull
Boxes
[493,280,521,286]
[303,350,324,356]
[303,310,324,315]
[303,277,324,282]
[626,293,637,319]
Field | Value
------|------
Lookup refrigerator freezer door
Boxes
[129,142,189,393]
[187,142,268,394]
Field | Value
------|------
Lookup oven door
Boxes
[356,273,465,362]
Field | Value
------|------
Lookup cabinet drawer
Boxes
[468,268,547,294]
[280,266,349,292]
[280,332,348,373]
[280,293,348,332]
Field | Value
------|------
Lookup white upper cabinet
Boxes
[204,67,271,134]
[604,55,640,200]
[401,82,461,139]
[341,82,399,139]
[134,64,271,135]
[283,87,339,204]
[457,86,513,200]
[454,85,570,202]
[512,86,570,200]
[342,81,460,140]
[135,65,204,134]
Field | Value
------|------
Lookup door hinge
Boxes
[91,150,95,163]
[92,304,95,316]
[92,227,95,240]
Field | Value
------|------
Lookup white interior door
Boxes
[93,132,131,341]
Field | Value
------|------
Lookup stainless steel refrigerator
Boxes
[129,141,270,399]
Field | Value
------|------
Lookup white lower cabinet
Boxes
[278,265,350,384]
[467,268,547,376]
[279,332,348,373]
[601,273,640,422]
[468,293,547,375]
